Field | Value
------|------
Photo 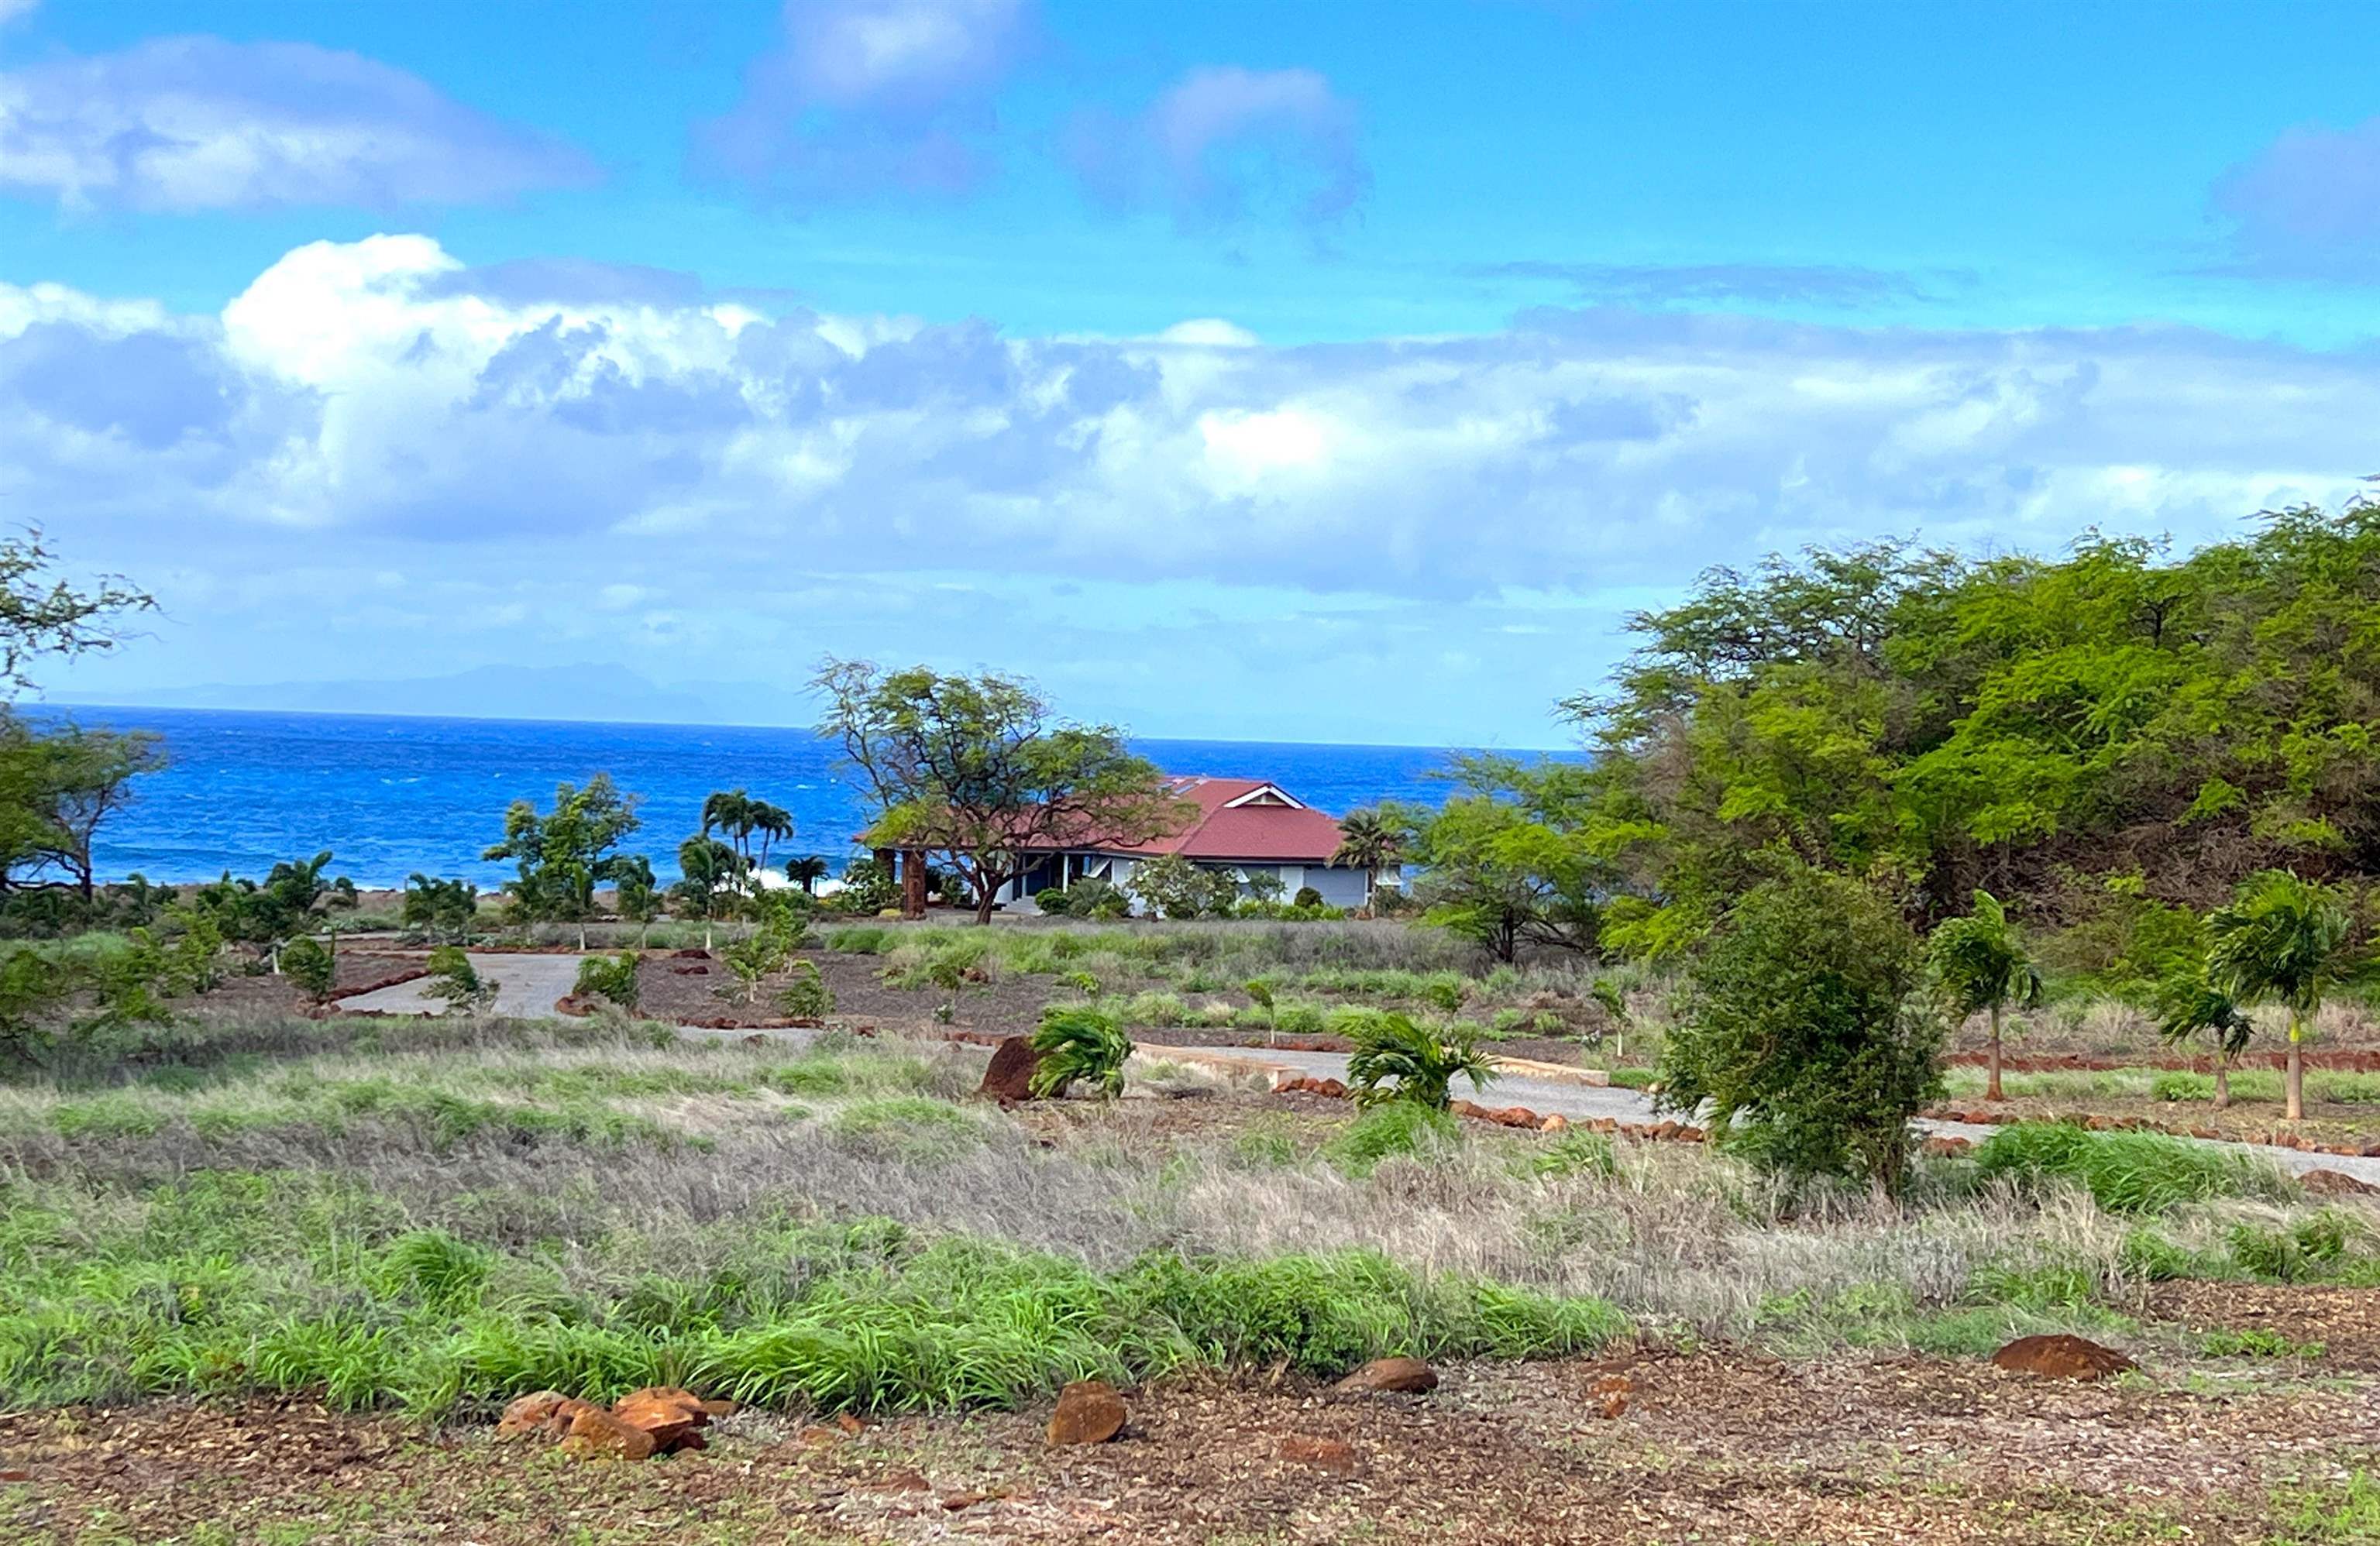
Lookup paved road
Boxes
[336,952,583,1020]
[1156,1043,2380,1187]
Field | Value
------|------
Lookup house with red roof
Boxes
[996,775,1374,912]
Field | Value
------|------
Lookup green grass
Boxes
[2271,1469,2380,1544]
[1322,1101,1459,1177]
[1971,1122,2292,1214]
[0,1178,1627,1417]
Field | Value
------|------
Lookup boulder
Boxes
[1046,1379,1127,1445]
[1990,1334,2136,1381]
[1331,1356,1438,1395]
[979,1036,1044,1104]
[560,1406,659,1462]
[1277,1434,1362,1475]
[1313,1077,1348,1100]
[495,1390,595,1441]
[612,1386,710,1453]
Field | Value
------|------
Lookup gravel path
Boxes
[335,952,583,1020]
[1156,1043,2380,1186]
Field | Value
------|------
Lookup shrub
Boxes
[778,958,834,1021]
[573,950,641,1011]
[827,926,892,954]
[1346,1012,1493,1111]
[280,936,335,1003]
[1972,1122,2289,1214]
[1293,886,1325,909]
[2150,1070,2215,1102]
[1659,866,1941,1194]
[1029,1005,1133,1099]
[422,946,497,1015]
[1324,1101,1460,1177]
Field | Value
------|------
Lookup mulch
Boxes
[5,1346,2369,1544]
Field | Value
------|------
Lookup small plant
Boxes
[1324,1101,1459,1176]
[721,926,791,1004]
[1421,974,1466,1014]
[422,946,497,1015]
[1346,1012,1493,1111]
[1029,1004,1133,1098]
[778,957,833,1021]
[1244,977,1277,1044]
[2155,955,2254,1109]
[1530,1128,1618,1180]
[573,950,641,1012]
[280,936,335,1003]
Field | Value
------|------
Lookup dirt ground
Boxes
[174,949,427,1016]
[6,1325,2373,1545]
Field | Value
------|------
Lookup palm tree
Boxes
[2207,870,2352,1122]
[746,800,793,873]
[786,854,831,895]
[1926,890,2045,1103]
[1332,808,1402,902]
[1346,1012,1494,1111]
[2154,958,2255,1110]
[673,836,747,950]
[611,854,660,947]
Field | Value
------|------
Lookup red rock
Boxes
[612,1386,710,1453]
[834,1412,868,1435]
[700,1397,738,1418]
[1046,1380,1126,1445]
[978,1036,1044,1104]
[1990,1334,2136,1381]
[943,1491,998,1510]
[1449,1099,1488,1118]
[1491,1105,1539,1128]
[2303,1168,2380,1197]
[1314,1077,1347,1099]
[1540,1114,1570,1133]
[796,1424,848,1447]
[560,1406,659,1461]
[1278,1434,1363,1475]
[1589,1373,1632,1418]
[1649,1120,1681,1140]
[873,1468,933,1493]
[495,1390,596,1441]
[671,947,710,959]
[1331,1356,1438,1395]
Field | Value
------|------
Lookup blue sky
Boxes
[10,0,2380,744]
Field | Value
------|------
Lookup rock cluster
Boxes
[496,1386,731,1460]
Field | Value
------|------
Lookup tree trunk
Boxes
[2213,1058,2232,1111]
[973,872,1001,926]
[2287,1012,2306,1122]
[1985,1004,2004,1102]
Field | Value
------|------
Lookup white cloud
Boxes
[696,0,1030,201]
[0,36,596,211]
[1068,66,1369,228]
[12,238,2378,634]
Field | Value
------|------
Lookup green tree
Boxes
[613,854,661,945]
[423,946,497,1015]
[1925,890,2045,1102]
[815,658,1188,925]
[1659,866,1942,1194]
[778,957,834,1021]
[2154,954,2255,1110]
[1346,1012,1494,1111]
[482,775,643,947]
[671,836,746,948]
[17,725,167,903]
[2206,870,2353,1122]
[279,935,335,1003]
[1126,852,1225,919]
[401,874,479,944]
[721,923,790,1004]
[702,789,796,888]
[785,854,831,895]
[1407,760,1604,963]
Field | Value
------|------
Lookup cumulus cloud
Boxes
[0,36,597,212]
[696,0,1030,201]
[2212,116,2380,279]
[9,236,2375,618]
[1068,66,1368,228]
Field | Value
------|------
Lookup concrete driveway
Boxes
[336,951,583,1020]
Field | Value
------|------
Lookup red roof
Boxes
[1085,777,1350,865]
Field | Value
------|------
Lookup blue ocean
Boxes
[31,706,1542,888]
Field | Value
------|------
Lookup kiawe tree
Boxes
[482,775,644,950]
[1926,889,2044,1102]
[2205,870,2352,1122]
[1405,759,1604,963]
[813,658,1188,926]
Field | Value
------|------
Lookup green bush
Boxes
[827,926,892,954]
[573,950,641,1011]
[2151,1070,2215,1102]
[279,937,335,1002]
[2228,1212,2354,1281]
[777,958,834,1020]
[1972,1123,2288,1214]
[1324,1101,1460,1177]
[1659,866,1941,1194]
[1029,1005,1133,1099]
[422,946,496,1015]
